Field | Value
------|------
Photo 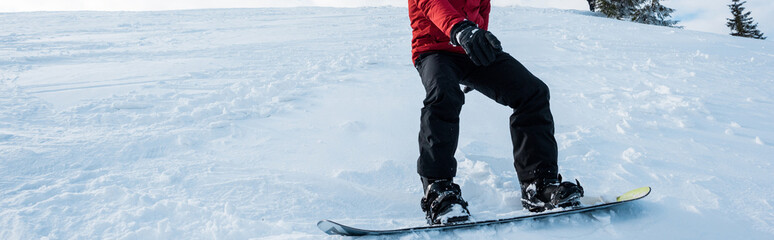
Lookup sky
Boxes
[0,0,772,38]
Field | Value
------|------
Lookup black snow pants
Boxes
[414,51,558,183]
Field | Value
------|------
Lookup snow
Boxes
[2,6,774,240]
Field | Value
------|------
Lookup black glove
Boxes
[450,20,503,66]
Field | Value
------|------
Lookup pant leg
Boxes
[414,52,471,179]
[463,52,558,182]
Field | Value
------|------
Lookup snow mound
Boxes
[2,6,774,239]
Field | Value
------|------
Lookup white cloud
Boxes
[670,0,772,37]
[0,0,587,12]
[0,0,771,38]
[492,0,588,9]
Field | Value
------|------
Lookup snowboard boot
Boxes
[420,178,471,225]
[520,174,584,212]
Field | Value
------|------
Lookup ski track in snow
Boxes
[2,7,774,240]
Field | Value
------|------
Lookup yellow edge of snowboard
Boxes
[617,186,652,202]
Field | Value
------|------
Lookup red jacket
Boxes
[408,0,491,63]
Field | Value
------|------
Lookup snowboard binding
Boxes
[420,178,471,225]
[521,174,584,212]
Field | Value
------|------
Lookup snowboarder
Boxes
[408,0,585,225]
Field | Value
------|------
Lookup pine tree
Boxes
[619,0,647,17]
[595,0,678,27]
[587,0,597,11]
[631,0,679,26]
[726,0,766,39]
[595,0,646,20]
[596,0,620,18]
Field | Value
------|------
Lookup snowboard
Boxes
[317,186,651,236]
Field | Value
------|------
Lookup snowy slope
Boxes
[2,7,773,240]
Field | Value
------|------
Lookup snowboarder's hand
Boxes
[450,20,502,66]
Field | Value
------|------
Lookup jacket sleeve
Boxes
[416,0,466,36]
[479,0,491,30]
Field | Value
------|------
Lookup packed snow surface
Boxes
[2,7,774,240]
